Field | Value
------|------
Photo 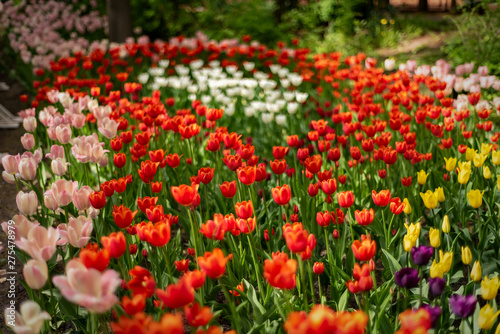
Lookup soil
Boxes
[0,73,29,332]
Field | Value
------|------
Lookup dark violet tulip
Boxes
[411,245,434,266]
[428,277,446,299]
[449,295,477,318]
[422,305,442,327]
[395,267,420,289]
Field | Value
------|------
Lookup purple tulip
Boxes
[422,305,441,327]
[428,277,446,299]
[395,267,420,289]
[411,245,434,266]
[449,295,477,318]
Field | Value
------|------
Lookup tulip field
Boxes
[2,1,500,334]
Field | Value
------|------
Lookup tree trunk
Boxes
[107,0,133,43]
[418,0,428,11]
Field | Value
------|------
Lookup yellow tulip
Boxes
[466,147,477,161]
[429,228,441,248]
[459,161,472,171]
[474,153,488,168]
[439,250,453,273]
[471,261,482,282]
[417,170,429,185]
[403,234,417,253]
[442,215,450,234]
[404,222,421,238]
[435,187,445,202]
[481,143,493,156]
[420,190,438,209]
[430,260,445,278]
[495,321,500,334]
[458,168,471,184]
[484,166,492,179]
[482,276,500,300]
[444,157,457,172]
[479,304,500,330]
[467,189,485,209]
[492,151,500,166]
[403,198,411,214]
[461,246,472,265]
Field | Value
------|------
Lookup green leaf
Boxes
[338,289,349,311]
[382,248,402,274]
[243,279,266,324]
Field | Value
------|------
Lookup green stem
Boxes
[248,233,264,300]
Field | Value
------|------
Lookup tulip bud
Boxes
[403,198,412,214]
[142,249,148,258]
[313,262,324,275]
[471,261,482,282]
[23,259,48,289]
[23,116,37,132]
[16,190,38,216]
[21,133,35,150]
[461,246,472,265]
[51,158,68,176]
[129,244,138,255]
[442,215,450,233]
[483,166,492,179]
[332,230,339,239]
[429,228,441,248]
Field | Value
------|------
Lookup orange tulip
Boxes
[135,221,171,247]
[112,205,138,228]
[264,251,297,290]
[283,222,309,253]
[321,178,337,195]
[355,208,375,226]
[304,155,322,174]
[272,184,292,205]
[351,235,377,261]
[234,200,254,219]
[197,248,232,279]
[372,189,391,206]
[121,295,146,315]
[171,183,199,206]
[237,166,257,185]
[79,243,110,272]
[156,276,194,309]
[101,232,126,258]
[219,180,237,198]
[337,191,355,208]
[270,159,287,175]
[184,302,213,327]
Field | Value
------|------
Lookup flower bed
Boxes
[2,31,500,334]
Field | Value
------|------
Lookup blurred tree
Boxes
[419,0,429,11]
[107,0,132,42]
[275,0,299,22]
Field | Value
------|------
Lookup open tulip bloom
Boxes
[2,8,500,333]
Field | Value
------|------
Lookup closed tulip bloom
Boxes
[405,222,421,238]
[458,167,471,184]
[4,301,51,334]
[23,258,48,289]
[411,245,433,266]
[482,276,500,300]
[430,260,445,278]
[435,187,445,202]
[372,189,391,206]
[395,267,420,289]
[112,205,137,228]
[473,153,488,168]
[355,208,374,226]
[351,235,376,262]
[219,180,237,198]
[234,201,253,219]
[471,261,482,282]
[237,166,257,185]
[439,250,453,273]
[417,170,429,185]
[450,294,477,318]
[404,234,418,253]
[321,178,337,195]
[420,190,438,209]
[72,186,93,211]
[479,304,500,330]
[461,246,472,265]
[197,248,232,279]
[185,302,213,327]
[484,166,492,179]
[442,215,450,233]
[316,210,331,227]
[466,148,477,162]
[16,190,38,216]
[272,184,291,206]
[337,191,355,208]
[390,197,406,215]
[492,151,500,165]
[429,228,441,248]
[403,198,412,214]
[428,277,446,299]
[444,157,457,172]
[18,157,37,180]
[171,183,199,206]
[467,189,484,208]
[101,232,127,258]
[57,216,93,248]
[313,262,324,275]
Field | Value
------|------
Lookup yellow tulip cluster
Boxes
[479,275,500,330]
[420,188,445,210]
[430,250,452,278]
[403,222,420,252]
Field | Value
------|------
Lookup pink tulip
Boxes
[46,145,65,160]
[2,154,19,174]
[18,225,59,261]
[20,133,35,150]
[51,158,69,176]
[384,58,395,71]
[98,117,118,139]
[43,190,59,211]
[1,215,38,242]
[48,179,78,207]
[23,116,37,132]
[478,66,489,76]
[16,191,38,216]
[71,113,86,129]
[55,124,72,144]
[57,216,93,248]
[46,126,57,140]
[23,259,48,289]
[46,90,59,103]
[52,259,120,313]
[87,207,100,219]
[18,157,37,181]
[72,186,92,211]
[4,301,51,334]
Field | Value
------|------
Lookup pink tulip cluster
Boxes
[1,0,105,69]
[2,150,42,184]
